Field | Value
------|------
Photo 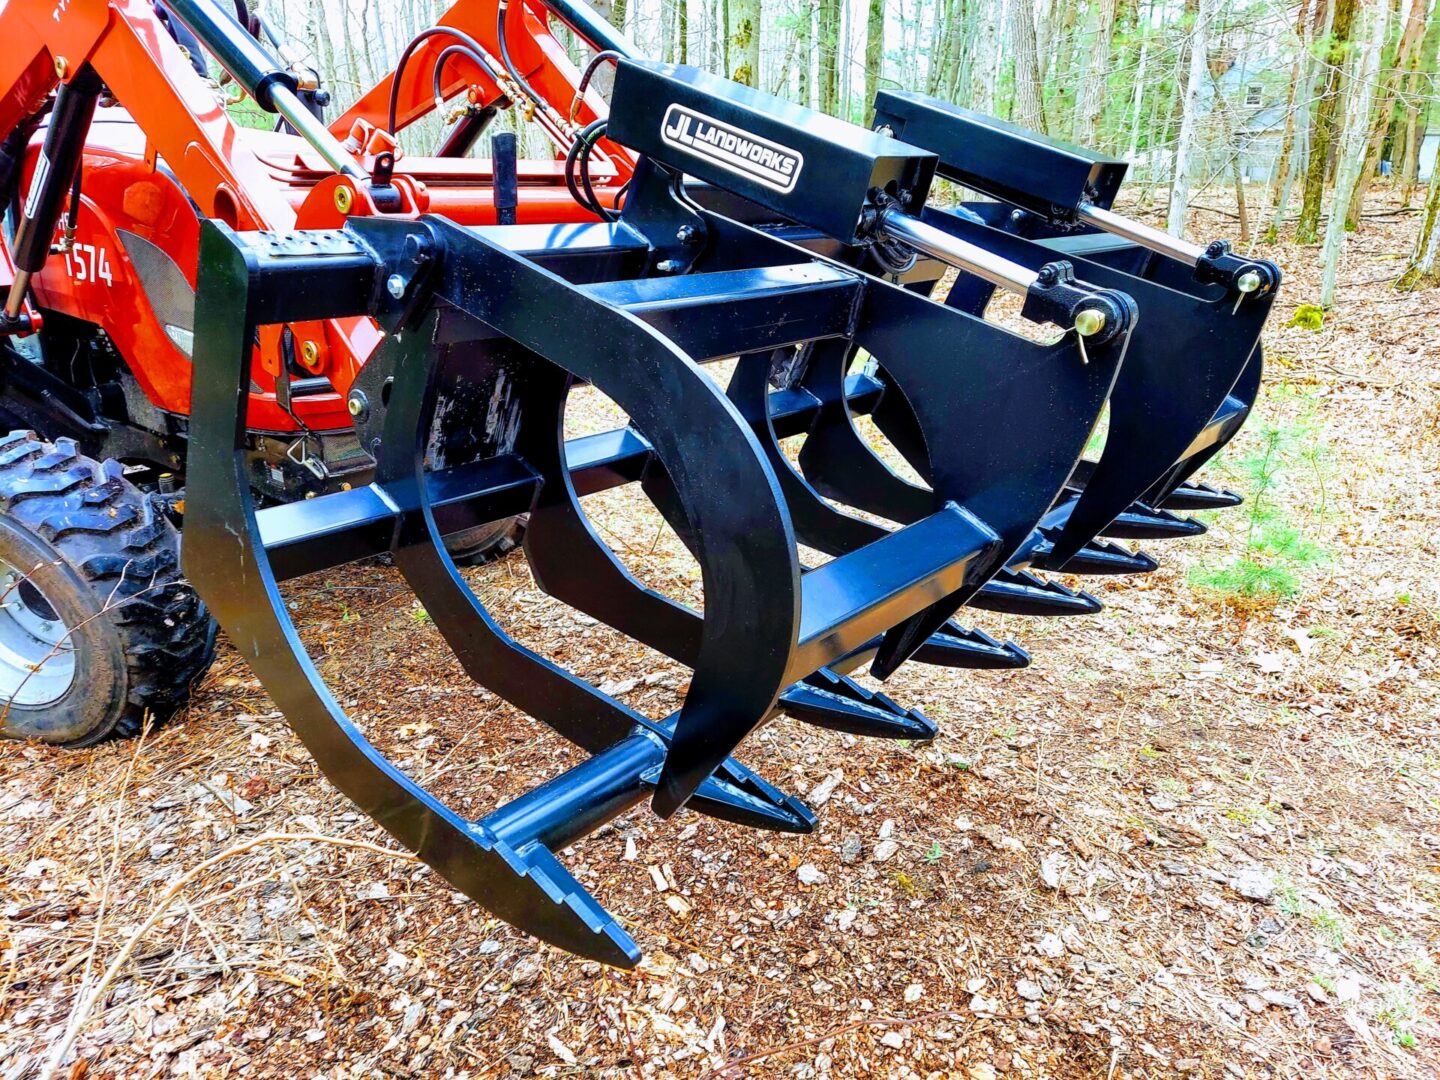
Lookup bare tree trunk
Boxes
[818,0,841,114]
[1323,0,1385,304]
[1263,50,1304,236]
[1168,0,1215,236]
[1075,0,1119,146]
[728,0,759,84]
[1400,155,1440,286]
[1347,0,1426,227]
[863,0,885,122]
[928,0,962,96]
[722,0,731,74]
[977,0,1006,113]
[1210,70,1251,243]
[1298,0,1359,243]
[1397,0,1439,202]
[796,0,811,103]
[679,0,690,64]
[1126,23,1150,160]
[1010,0,1047,132]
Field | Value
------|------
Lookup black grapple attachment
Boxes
[181,57,1280,969]
[868,91,1281,567]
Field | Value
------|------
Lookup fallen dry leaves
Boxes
[2,189,1439,1079]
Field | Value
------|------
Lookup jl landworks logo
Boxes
[660,105,803,194]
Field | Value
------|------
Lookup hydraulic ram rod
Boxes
[163,0,367,183]
[1076,202,1270,298]
[878,204,1039,294]
[875,204,1125,341]
[1076,203,1205,266]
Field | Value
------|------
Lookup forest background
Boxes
[243,0,1440,295]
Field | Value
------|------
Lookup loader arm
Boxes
[0,0,636,407]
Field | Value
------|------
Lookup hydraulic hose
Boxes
[388,26,506,136]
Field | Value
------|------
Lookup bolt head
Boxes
[300,340,322,368]
[404,234,431,264]
[386,274,408,299]
[655,259,682,273]
[1236,270,1262,294]
[333,185,354,215]
[347,390,369,420]
[1074,308,1107,337]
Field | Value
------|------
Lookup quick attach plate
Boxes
[872,90,1127,224]
[608,60,936,245]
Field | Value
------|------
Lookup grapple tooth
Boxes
[1030,531,1159,576]
[910,621,1031,669]
[779,668,938,742]
[1160,481,1244,511]
[969,567,1104,618]
[692,770,817,834]
[1100,501,1207,541]
[480,838,642,968]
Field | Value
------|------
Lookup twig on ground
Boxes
[38,832,416,1080]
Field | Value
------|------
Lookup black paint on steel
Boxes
[926,206,1274,566]
[491,132,519,225]
[871,89,1128,221]
[10,67,102,275]
[607,60,935,245]
[163,0,299,111]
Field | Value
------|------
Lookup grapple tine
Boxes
[182,224,648,967]
[1029,528,1159,576]
[926,208,1271,568]
[1099,500,1207,541]
[969,567,1104,617]
[1161,481,1244,511]
[909,621,1031,669]
[779,668,939,741]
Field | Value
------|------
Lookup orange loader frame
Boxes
[0,0,634,431]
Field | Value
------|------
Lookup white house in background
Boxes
[1192,49,1437,186]
[1191,48,1293,184]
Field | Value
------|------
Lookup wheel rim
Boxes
[0,561,77,707]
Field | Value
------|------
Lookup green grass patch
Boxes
[1189,395,1330,602]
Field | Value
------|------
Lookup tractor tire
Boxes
[443,514,527,567]
[0,432,217,746]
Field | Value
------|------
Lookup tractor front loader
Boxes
[0,0,1279,965]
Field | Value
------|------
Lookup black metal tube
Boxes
[491,132,518,225]
[479,730,664,851]
[5,67,102,320]
[161,0,297,110]
[436,104,500,157]
[537,0,639,59]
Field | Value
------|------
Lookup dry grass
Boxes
[3,191,1439,1079]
